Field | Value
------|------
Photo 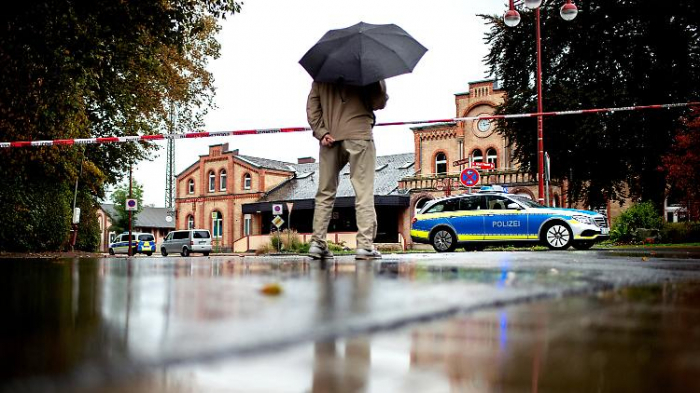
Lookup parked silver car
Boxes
[161,229,212,257]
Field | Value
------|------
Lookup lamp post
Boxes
[504,0,577,205]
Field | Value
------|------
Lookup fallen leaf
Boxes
[260,283,282,296]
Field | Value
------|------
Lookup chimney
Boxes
[222,143,229,152]
[231,149,239,156]
[298,157,316,164]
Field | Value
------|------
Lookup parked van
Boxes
[109,232,156,256]
[161,229,212,257]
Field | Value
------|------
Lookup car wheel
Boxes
[161,248,168,257]
[181,247,190,257]
[146,252,153,256]
[431,228,457,252]
[543,222,573,250]
[572,241,594,250]
[203,252,210,257]
[108,248,115,255]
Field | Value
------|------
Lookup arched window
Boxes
[220,170,227,191]
[212,211,223,239]
[188,179,195,194]
[187,215,195,229]
[243,173,252,190]
[415,198,432,215]
[486,148,498,169]
[208,171,215,192]
[435,153,447,174]
[471,149,483,163]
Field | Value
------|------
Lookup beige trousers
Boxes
[312,140,377,249]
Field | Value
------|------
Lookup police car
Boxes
[411,186,609,252]
[108,232,156,256]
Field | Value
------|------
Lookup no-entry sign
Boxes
[460,168,480,187]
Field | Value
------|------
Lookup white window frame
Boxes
[244,214,252,236]
[471,149,484,163]
[244,173,252,190]
[486,148,497,169]
[435,153,447,174]
[187,215,195,229]
[208,171,215,192]
[220,170,227,191]
[212,211,223,239]
[188,179,194,194]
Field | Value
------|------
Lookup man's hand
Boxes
[321,134,336,147]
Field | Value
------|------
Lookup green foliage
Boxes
[0,179,72,252]
[262,232,347,254]
[109,180,145,234]
[659,222,700,244]
[611,201,663,243]
[481,1,700,208]
[74,193,101,252]
[270,230,307,253]
[0,1,241,251]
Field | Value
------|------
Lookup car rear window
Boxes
[173,231,188,240]
[193,231,210,239]
[138,234,154,241]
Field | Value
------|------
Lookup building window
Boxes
[471,149,483,163]
[244,214,252,236]
[188,179,194,194]
[187,215,195,229]
[243,173,252,190]
[208,171,215,192]
[435,153,447,174]
[415,198,432,215]
[486,148,497,169]
[220,170,227,191]
[212,211,223,238]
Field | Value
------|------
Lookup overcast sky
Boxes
[132,0,507,206]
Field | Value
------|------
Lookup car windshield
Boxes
[511,195,545,208]
[138,234,154,241]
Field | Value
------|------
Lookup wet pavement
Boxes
[2,250,700,392]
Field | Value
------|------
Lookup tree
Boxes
[662,110,700,221]
[481,0,700,208]
[0,1,241,251]
[109,181,145,235]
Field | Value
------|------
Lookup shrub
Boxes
[0,179,72,252]
[610,201,662,243]
[269,229,305,253]
[660,222,700,244]
[327,241,348,252]
[74,196,101,252]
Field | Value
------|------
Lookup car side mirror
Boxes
[507,203,521,210]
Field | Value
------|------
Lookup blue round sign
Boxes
[460,168,480,187]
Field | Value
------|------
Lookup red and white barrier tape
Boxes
[1,101,698,148]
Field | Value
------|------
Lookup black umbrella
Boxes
[299,22,428,86]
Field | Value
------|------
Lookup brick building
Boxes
[175,143,415,251]
[173,79,585,252]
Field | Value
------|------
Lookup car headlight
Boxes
[572,215,594,225]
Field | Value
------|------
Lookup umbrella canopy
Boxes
[299,22,428,86]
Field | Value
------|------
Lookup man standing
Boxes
[306,80,388,260]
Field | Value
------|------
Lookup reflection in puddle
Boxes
[86,282,700,393]
[2,257,700,392]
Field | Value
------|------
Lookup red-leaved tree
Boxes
[662,110,700,221]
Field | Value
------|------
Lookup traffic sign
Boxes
[125,198,138,211]
[460,168,480,187]
[472,162,495,170]
[272,204,283,215]
[272,215,284,228]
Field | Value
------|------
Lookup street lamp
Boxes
[503,0,577,204]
